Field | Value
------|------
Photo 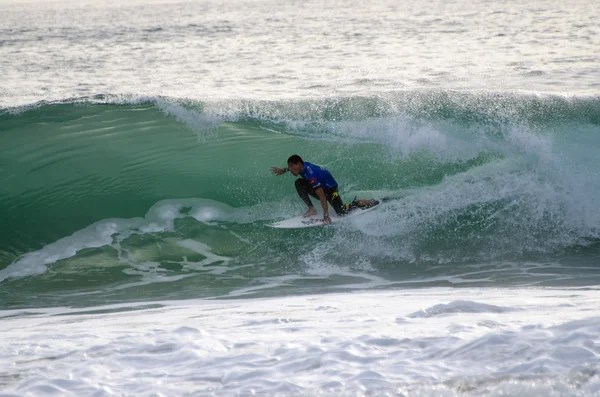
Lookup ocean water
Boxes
[1,0,600,395]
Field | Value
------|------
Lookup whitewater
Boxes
[1,0,600,395]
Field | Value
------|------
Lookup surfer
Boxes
[270,155,377,224]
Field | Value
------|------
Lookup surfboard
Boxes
[267,200,381,229]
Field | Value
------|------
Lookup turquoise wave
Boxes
[1,92,599,308]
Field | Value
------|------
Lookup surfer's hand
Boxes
[270,166,286,176]
[323,215,331,224]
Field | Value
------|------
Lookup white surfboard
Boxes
[267,200,381,229]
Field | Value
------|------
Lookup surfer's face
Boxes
[288,161,303,176]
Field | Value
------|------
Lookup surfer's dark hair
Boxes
[287,155,303,165]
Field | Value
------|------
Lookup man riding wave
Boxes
[270,155,378,224]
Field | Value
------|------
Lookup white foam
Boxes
[346,155,594,259]
[154,97,223,142]
[1,288,600,396]
[408,300,520,318]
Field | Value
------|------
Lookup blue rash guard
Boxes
[300,162,338,190]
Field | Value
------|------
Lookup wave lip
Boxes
[3,91,600,124]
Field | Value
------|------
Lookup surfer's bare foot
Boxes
[353,199,380,209]
[303,207,317,217]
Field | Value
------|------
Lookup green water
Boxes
[1,94,600,309]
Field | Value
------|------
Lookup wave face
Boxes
[1,92,600,308]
